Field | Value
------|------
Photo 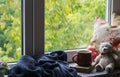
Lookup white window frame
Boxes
[106,0,113,24]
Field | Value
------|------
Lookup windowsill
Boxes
[7,62,17,69]
[77,69,120,77]
[6,63,120,77]
[7,50,120,77]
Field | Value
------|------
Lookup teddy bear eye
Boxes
[105,45,108,47]
[102,44,109,48]
[105,44,111,47]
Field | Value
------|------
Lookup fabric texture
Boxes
[8,51,81,77]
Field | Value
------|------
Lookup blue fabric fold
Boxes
[8,51,81,77]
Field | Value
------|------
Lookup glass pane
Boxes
[0,0,21,61]
[45,0,106,51]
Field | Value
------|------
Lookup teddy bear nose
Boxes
[103,48,108,52]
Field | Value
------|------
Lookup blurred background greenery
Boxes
[45,0,106,51]
[0,0,106,61]
[0,0,21,61]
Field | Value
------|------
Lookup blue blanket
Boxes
[9,51,81,77]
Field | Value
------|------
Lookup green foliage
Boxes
[45,0,106,51]
[0,0,21,61]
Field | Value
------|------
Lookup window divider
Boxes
[22,0,34,56]
[22,0,44,56]
[33,0,44,56]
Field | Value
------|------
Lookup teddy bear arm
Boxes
[95,54,101,64]
[112,53,119,60]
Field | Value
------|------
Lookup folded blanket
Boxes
[8,51,81,77]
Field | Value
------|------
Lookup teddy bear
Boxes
[95,42,118,73]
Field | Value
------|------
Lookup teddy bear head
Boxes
[99,42,113,54]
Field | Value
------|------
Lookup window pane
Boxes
[45,0,106,51]
[0,0,21,61]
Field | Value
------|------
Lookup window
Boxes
[0,0,21,62]
[23,0,112,56]
[0,0,114,62]
[45,0,106,51]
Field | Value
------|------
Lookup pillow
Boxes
[90,17,120,51]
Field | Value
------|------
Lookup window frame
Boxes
[113,0,120,14]
[22,0,44,56]
[106,0,113,24]
[21,0,114,58]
